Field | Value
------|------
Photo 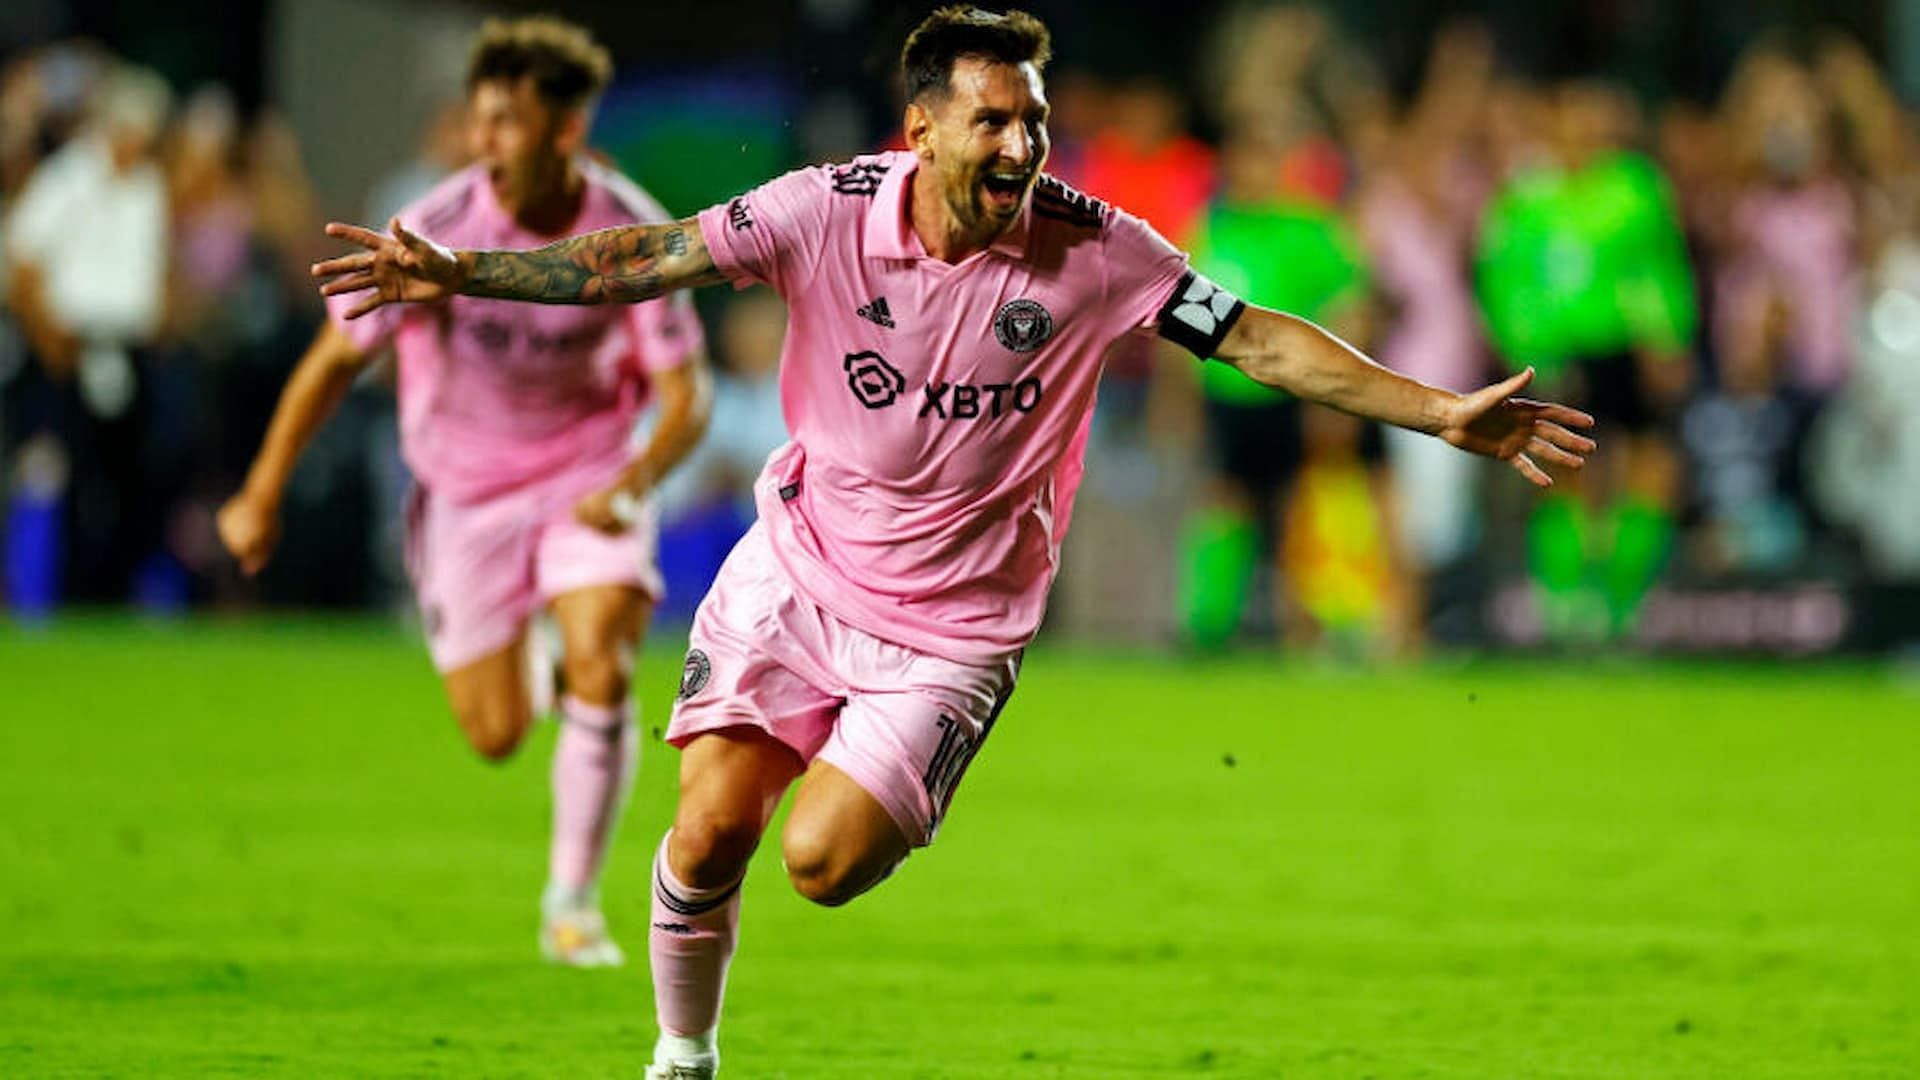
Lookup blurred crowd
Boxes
[1042,10,1920,655]
[0,41,355,613]
[5,8,1920,654]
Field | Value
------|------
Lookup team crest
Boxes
[678,649,712,700]
[993,299,1053,353]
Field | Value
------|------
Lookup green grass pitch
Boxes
[2,618,1917,1077]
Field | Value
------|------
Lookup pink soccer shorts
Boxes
[667,522,1018,846]
[406,460,665,673]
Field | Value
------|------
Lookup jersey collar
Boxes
[865,152,1030,263]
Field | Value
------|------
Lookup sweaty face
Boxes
[921,58,1051,237]
[468,78,568,210]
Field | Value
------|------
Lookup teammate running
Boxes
[311,8,1593,1074]
[220,16,711,967]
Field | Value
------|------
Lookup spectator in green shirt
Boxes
[1175,116,1376,649]
[1477,81,1696,641]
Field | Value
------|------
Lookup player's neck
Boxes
[504,160,586,237]
[908,168,996,263]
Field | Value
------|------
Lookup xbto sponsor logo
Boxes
[843,350,1045,418]
[919,378,1044,420]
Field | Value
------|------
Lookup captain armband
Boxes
[1154,270,1247,359]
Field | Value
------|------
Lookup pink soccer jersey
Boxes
[695,150,1234,665]
[328,161,705,503]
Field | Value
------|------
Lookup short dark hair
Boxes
[467,16,613,112]
[901,6,1053,103]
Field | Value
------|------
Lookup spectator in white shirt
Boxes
[3,63,172,602]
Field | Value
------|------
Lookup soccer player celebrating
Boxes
[219,17,711,967]
[313,8,1594,1074]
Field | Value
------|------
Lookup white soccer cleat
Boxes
[643,1059,716,1080]
[539,905,625,968]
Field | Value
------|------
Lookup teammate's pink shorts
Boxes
[406,461,664,673]
[667,522,1019,847]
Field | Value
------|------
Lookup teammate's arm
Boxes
[574,352,715,535]
[216,323,372,575]
[1212,305,1597,488]
[313,216,726,318]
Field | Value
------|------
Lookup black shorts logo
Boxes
[678,649,712,700]
[993,299,1053,353]
[843,350,906,409]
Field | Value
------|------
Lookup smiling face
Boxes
[908,57,1052,241]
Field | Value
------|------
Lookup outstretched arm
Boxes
[1215,305,1596,487]
[313,216,727,318]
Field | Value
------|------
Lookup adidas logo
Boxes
[856,297,895,329]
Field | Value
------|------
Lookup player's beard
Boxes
[952,164,1031,240]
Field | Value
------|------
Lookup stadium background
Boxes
[5,0,1920,656]
[4,2,1920,1078]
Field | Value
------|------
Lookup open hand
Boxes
[1438,368,1597,487]
[311,218,465,319]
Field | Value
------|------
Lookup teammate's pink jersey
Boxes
[329,161,704,502]
[695,150,1205,665]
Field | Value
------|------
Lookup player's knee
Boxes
[561,648,626,705]
[669,812,761,889]
[467,727,522,763]
[781,825,869,908]
[456,700,529,762]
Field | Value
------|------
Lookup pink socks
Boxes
[546,694,636,902]
[649,831,742,1037]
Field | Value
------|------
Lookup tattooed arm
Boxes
[464,219,724,304]
[313,216,725,318]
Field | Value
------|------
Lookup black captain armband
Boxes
[1155,270,1247,359]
